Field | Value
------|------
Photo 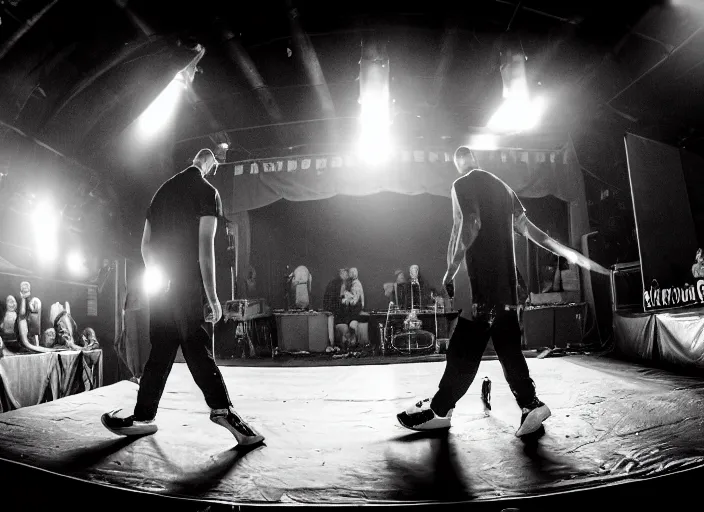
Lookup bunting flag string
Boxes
[227,148,565,176]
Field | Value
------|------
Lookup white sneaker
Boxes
[210,408,265,447]
[397,398,453,431]
[515,399,551,437]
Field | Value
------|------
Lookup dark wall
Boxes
[518,196,570,292]
[573,118,640,267]
[625,134,699,291]
[246,192,571,311]
[249,193,453,311]
[681,149,704,249]
[582,171,639,266]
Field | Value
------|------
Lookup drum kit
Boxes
[378,302,445,356]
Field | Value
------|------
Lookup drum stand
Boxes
[235,320,256,359]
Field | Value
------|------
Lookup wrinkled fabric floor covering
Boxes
[1,355,703,505]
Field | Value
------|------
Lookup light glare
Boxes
[466,134,499,150]
[32,200,59,265]
[138,74,186,136]
[67,251,88,277]
[358,91,391,165]
[143,266,167,296]
[488,96,546,133]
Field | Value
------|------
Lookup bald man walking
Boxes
[102,149,264,447]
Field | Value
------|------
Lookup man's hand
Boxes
[205,301,222,324]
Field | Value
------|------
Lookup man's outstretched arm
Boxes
[514,213,610,276]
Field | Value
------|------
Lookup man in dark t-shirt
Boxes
[101,149,263,446]
[398,146,609,437]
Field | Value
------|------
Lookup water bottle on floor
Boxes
[481,376,491,412]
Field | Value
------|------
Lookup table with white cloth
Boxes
[0,349,103,412]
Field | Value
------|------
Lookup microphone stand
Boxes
[381,300,393,356]
[284,266,292,311]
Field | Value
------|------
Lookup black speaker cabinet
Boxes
[554,305,584,348]
[523,304,585,349]
[523,307,554,349]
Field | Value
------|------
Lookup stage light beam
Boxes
[487,95,546,133]
[358,90,392,165]
[137,73,187,137]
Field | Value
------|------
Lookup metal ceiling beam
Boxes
[185,87,231,147]
[49,37,159,119]
[220,29,284,123]
[286,0,336,119]
[607,26,703,106]
[493,0,578,25]
[112,0,154,36]
[428,23,459,107]
[0,0,60,61]
[175,116,356,144]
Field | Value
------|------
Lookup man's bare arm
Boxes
[141,219,155,268]
[444,189,480,283]
[514,213,610,276]
[199,216,219,305]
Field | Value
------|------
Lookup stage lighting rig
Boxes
[358,34,392,165]
[487,47,545,133]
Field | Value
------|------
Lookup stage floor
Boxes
[2,355,704,507]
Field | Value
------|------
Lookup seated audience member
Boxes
[289,265,312,309]
[341,267,366,348]
[346,267,365,309]
[324,268,349,351]
[323,268,348,315]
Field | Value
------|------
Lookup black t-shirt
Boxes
[146,167,223,287]
[452,170,525,307]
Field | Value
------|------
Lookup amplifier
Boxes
[610,262,643,312]
[275,312,331,353]
[224,299,266,321]
[523,304,585,349]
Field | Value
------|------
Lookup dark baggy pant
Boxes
[134,282,231,421]
[430,307,536,417]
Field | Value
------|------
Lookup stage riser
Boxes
[613,308,704,370]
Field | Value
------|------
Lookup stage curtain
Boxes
[220,143,592,313]
[0,350,103,412]
[613,311,657,361]
[655,309,704,369]
[224,148,584,225]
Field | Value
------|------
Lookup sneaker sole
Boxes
[515,405,551,437]
[210,416,265,446]
[397,413,451,432]
[101,414,158,437]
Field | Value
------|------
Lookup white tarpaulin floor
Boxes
[1,355,704,506]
